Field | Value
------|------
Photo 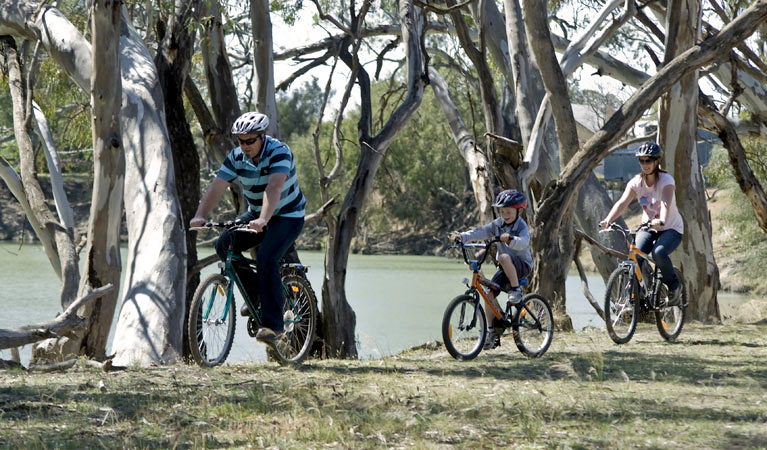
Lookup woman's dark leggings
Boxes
[635,229,682,291]
[215,212,304,332]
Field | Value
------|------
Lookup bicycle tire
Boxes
[266,273,318,365]
[188,273,236,367]
[512,293,554,358]
[604,266,638,344]
[442,294,487,361]
[655,267,686,341]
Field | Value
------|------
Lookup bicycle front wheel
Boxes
[655,268,686,341]
[604,266,638,344]
[512,294,553,358]
[268,273,318,364]
[442,294,487,361]
[188,273,236,367]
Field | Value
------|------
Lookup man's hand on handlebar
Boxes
[190,216,206,228]
[249,217,268,233]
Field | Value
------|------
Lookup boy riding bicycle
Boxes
[450,189,533,349]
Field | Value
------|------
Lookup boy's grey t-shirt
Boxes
[460,216,533,270]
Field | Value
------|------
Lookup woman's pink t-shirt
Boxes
[627,172,684,234]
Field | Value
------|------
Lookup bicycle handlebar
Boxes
[451,236,502,268]
[190,221,262,233]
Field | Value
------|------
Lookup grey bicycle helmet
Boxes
[635,141,662,158]
[231,112,269,135]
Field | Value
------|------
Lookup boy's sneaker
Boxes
[484,330,501,350]
[666,286,683,307]
[507,289,524,306]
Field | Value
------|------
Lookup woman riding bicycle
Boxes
[599,141,684,306]
[190,111,306,346]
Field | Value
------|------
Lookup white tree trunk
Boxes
[32,102,74,232]
[429,66,493,224]
[0,3,187,365]
[659,0,719,321]
[250,0,280,137]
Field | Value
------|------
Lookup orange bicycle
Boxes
[442,238,553,360]
[600,222,687,344]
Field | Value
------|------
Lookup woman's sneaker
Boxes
[666,286,682,307]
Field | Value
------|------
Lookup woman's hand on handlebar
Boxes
[599,218,610,230]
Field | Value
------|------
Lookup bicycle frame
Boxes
[608,223,663,309]
[197,223,304,329]
[456,240,534,326]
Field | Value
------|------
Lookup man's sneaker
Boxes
[507,289,524,306]
[240,304,251,316]
[666,286,682,307]
[484,330,501,350]
[256,327,283,345]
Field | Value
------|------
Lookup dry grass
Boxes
[1,320,766,449]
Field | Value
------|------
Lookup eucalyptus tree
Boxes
[309,0,428,357]
[0,2,187,366]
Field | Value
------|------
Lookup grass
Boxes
[1,321,766,449]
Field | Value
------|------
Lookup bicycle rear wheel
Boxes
[442,294,487,360]
[655,268,686,341]
[512,294,553,358]
[188,274,236,367]
[267,273,318,364]
[604,266,638,344]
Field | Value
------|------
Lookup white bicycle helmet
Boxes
[231,112,269,135]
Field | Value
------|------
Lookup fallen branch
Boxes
[573,228,628,260]
[28,357,113,373]
[573,236,605,321]
[0,284,114,350]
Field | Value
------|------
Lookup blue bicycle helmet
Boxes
[492,189,527,208]
[635,141,662,158]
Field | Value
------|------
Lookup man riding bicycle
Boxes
[599,141,684,306]
[190,111,306,345]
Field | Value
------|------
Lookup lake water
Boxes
[0,242,609,365]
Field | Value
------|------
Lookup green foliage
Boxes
[277,77,326,141]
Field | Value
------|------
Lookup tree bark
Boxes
[322,0,426,358]
[250,0,280,137]
[2,0,187,366]
[154,0,202,360]
[659,0,720,322]
[0,36,80,310]
[56,0,125,361]
[533,0,767,295]
[429,66,493,224]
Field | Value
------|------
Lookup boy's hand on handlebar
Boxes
[449,232,462,243]
[499,233,512,245]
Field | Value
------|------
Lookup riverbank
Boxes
[1,320,765,448]
[2,178,765,293]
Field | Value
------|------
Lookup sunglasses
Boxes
[639,158,656,164]
[238,136,261,146]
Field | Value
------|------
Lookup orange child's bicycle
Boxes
[442,238,554,360]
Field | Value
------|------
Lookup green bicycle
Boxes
[188,221,318,366]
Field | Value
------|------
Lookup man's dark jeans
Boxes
[635,229,682,290]
[215,212,304,332]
